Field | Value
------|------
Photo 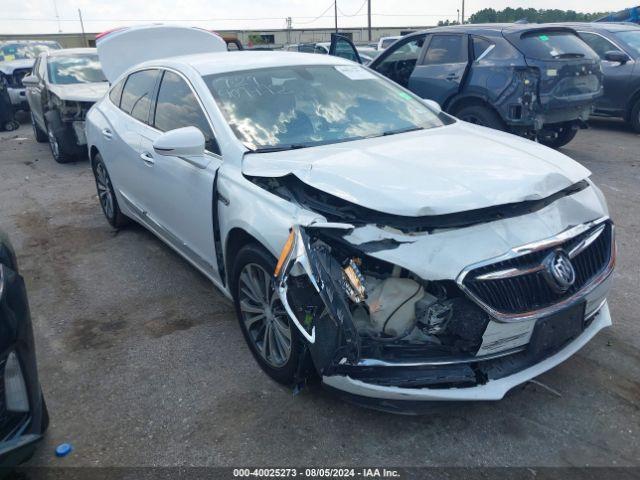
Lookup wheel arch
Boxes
[224,227,272,298]
[625,86,640,122]
[447,94,504,120]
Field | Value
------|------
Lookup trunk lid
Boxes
[96,25,227,83]
[243,122,591,217]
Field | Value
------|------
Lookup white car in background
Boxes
[377,35,402,50]
[86,25,615,411]
[0,40,61,111]
[23,48,109,162]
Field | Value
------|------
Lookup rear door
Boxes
[138,69,223,281]
[407,33,469,104]
[328,34,362,64]
[578,31,634,113]
[25,54,46,128]
[109,68,160,216]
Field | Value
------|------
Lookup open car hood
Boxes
[243,122,591,217]
[48,82,109,103]
[96,25,227,83]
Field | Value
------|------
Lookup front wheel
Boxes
[537,126,578,149]
[91,153,130,228]
[46,118,75,163]
[232,243,306,385]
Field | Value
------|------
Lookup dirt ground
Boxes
[0,115,638,467]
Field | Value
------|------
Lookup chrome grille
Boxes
[462,221,614,315]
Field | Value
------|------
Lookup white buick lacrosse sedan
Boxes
[86,25,615,411]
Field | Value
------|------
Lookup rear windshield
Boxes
[615,30,640,56]
[516,31,598,60]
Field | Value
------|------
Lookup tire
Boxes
[537,126,578,149]
[91,153,130,228]
[456,105,506,131]
[232,243,306,385]
[4,120,19,132]
[31,112,47,142]
[45,111,75,163]
[630,99,640,133]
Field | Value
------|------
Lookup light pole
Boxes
[461,0,465,24]
[368,0,372,42]
[334,1,338,33]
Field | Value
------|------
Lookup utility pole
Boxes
[367,0,372,42]
[78,9,88,47]
[286,17,292,45]
[461,0,465,24]
[334,1,338,33]
[52,0,62,33]
[457,9,460,24]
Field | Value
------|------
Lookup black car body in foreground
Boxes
[567,23,640,132]
[368,24,603,148]
[0,230,48,468]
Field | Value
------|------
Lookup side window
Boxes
[373,35,426,86]
[120,69,158,123]
[109,78,125,107]
[579,32,617,60]
[472,36,493,60]
[153,71,220,155]
[424,35,467,65]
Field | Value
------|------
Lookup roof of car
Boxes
[554,22,640,32]
[46,47,97,57]
[136,50,356,76]
[410,22,586,37]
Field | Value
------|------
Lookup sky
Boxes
[0,0,632,35]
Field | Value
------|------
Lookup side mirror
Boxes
[21,74,39,86]
[423,99,442,113]
[604,50,630,64]
[153,126,209,169]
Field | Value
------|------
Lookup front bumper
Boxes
[322,301,611,404]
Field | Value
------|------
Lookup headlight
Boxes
[4,350,29,413]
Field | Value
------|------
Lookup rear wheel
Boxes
[31,113,47,142]
[91,153,130,228]
[456,105,505,131]
[537,125,578,149]
[232,243,306,385]
[630,99,640,133]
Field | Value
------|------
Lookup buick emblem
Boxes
[543,250,576,293]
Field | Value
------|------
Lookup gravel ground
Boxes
[0,115,638,467]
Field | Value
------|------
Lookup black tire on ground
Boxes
[232,243,307,385]
[455,104,506,131]
[91,153,130,228]
[629,99,640,133]
[45,111,76,163]
[537,126,578,149]
[31,113,48,142]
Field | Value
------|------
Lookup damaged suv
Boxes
[87,26,615,410]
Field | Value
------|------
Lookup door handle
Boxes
[140,152,155,165]
[446,73,460,81]
[102,128,113,140]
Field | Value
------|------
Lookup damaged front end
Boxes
[275,218,615,406]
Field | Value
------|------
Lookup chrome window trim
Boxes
[456,216,615,322]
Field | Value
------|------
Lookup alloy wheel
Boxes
[95,161,115,220]
[238,263,292,368]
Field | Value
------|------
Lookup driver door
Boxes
[369,34,427,87]
[328,34,362,64]
[138,69,223,282]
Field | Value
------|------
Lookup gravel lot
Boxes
[0,115,638,467]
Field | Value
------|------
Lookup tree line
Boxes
[458,7,611,24]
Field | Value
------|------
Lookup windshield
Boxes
[517,31,598,60]
[204,65,448,151]
[0,42,60,61]
[615,30,640,56]
[47,54,107,85]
